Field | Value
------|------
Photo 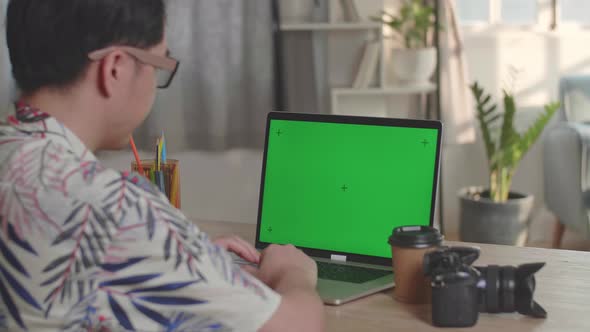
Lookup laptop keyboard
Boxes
[316,261,392,284]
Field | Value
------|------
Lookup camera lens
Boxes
[501,266,515,312]
[477,265,521,313]
[485,265,500,313]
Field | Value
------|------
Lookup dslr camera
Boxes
[423,246,547,328]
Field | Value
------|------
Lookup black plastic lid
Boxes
[388,225,443,249]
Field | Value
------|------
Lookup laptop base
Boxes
[319,277,394,305]
[314,257,394,305]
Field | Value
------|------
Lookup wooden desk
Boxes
[196,219,590,332]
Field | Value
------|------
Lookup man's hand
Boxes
[213,239,323,332]
[213,235,260,264]
[255,244,324,332]
[251,244,318,291]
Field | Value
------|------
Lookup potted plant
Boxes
[459,82,560,246]
[372,0,437,84]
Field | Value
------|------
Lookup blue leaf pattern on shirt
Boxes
[108,293,134,330]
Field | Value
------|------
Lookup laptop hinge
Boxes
[330,254,347,262]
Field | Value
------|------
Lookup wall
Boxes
[444,29,590,244]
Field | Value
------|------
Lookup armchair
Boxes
[544,76,590,248]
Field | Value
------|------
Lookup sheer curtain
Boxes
[439,0,476,144]
[135,0,275,151]
[0,0,275,147]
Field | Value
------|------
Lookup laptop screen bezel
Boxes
[255,112,443,267]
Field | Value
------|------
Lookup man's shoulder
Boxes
[0,121,39,156]
[0,126,54,181]
[0,131,162,206]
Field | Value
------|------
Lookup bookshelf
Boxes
[331,84,438,116]
[280,22,382,31]
[276,0,440,116]
[332,83,437,96]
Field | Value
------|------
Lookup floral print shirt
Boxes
[0,103,280,331]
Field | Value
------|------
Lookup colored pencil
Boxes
[161,132,167,163]
[155,138,161,171]
[129,136,143,176]
[170,163,179,208]
[155,170,166,193]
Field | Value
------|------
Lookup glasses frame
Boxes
[88,46,179,89]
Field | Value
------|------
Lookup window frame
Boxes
[456,0,590,32]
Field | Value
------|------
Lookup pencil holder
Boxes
[131,159,181,209]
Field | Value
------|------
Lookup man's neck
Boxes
[20,88,103,152]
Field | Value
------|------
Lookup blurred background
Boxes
[1,0,589,250]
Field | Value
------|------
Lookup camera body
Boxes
[424,246,547,328]
[430,267,480,327]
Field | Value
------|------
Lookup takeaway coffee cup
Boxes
[388,225,443,304]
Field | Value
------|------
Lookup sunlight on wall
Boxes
[464,30,590,110]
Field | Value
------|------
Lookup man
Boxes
[0,1,324,331]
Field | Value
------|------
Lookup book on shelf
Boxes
[340,0,360,22]
[352,41,380,88]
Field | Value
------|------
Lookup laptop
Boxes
[254,112,442,305]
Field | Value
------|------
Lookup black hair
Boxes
[6,0,166,94]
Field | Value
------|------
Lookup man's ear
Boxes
[96,51,130,98]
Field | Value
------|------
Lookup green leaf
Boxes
[400,6,411,20]
[390,18,404,31]
[407,29,424,45]
[373,0,436,49]
[473,81,560,203]
[470,82,497,164]
[518,102,560,158]
[483,105,497,116]
[499,90,518,153]
[485,113,502,125]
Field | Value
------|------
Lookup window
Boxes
[560,0,590,25]
[456,0,490,24]
[456,0,537,25]
[456,0,590,29]
[500,0,537,25]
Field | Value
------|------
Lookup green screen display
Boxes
[259,119,439,258]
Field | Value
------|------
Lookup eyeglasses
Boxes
[88,46,179,89]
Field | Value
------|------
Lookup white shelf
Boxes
[332,83,437,96]
[280,22,382,31]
